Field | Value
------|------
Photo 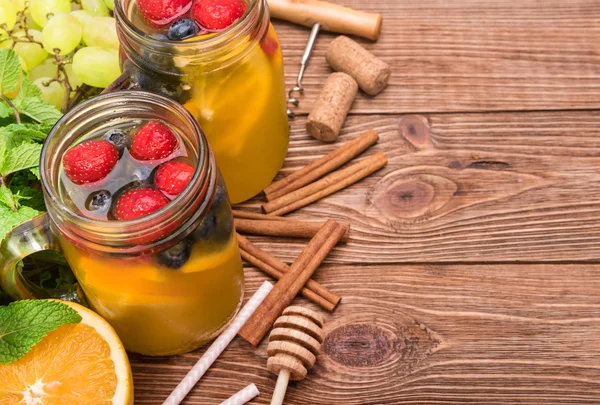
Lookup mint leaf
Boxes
[14,97,62,125]
[0,300,81,364]
[0,185,27,211]
[14,76,43,102]
[0,101,11,118]
[0,203,39,244]
[1,123,48,142]
[10,184,44,212]
[29,167,40,179]
[0,142,43,177]
[0,50,21,96]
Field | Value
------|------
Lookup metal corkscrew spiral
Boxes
[287,24,321,119]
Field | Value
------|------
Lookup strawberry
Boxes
[137,0,193,26]
[260,34,279,56]
[63,140,119,185]
[155,160,195,196]
[130,120,179,161]
[191,0,247,30]
[114,187,170,221]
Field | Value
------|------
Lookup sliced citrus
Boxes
[0,301,133,405]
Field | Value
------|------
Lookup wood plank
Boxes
[236,110,600,264]
[131,265,600,404]
[273,0,600,114]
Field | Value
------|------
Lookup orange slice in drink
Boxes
[0,301,133,405]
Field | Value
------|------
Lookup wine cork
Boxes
[326,36,391,96]
[306,72,358,142]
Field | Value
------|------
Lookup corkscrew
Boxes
[287,23,320,119]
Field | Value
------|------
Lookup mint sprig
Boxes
[0,300,82,364]
[0,49,61,245]
[0,49,69,302]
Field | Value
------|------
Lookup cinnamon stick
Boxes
[262,152,388,216]
[235,218,350,242]
[232,210,294,222]
[263,129,379,201]
[237,233,341,312]
[238,220,346,346]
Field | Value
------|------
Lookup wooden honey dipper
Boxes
[267,306,325,405]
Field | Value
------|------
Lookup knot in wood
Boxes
[399,115,432,150]
[323,324,399,368]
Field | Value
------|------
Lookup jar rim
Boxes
[114,0,263,56]
[41,91,215,253]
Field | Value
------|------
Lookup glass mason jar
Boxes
[0,92,244,356]
[113,0,290,204]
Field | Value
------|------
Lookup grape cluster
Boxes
[0,0,121,111]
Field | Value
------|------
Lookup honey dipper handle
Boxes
[270,369,291,405]
[267,0,382,41]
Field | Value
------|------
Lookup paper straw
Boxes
[219,384,260,405]
[163,282,274,405]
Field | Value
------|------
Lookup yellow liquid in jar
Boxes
[181,25,289,203]
[59,233,244,356]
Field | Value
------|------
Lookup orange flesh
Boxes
[0,324,117,404]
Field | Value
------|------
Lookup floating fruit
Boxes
[155,160,195,196]
[191,0,247,30]
[114,187,170,220]
[63,140,119,184]
[130,120,179,161]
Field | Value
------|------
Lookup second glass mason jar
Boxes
[114,0,290,204]
[0,92,244,356]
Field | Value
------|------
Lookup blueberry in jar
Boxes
[192,211,217,241]
[85,190,112,212]
[104,129,128,157]
[168,19,200,41]
[158,240,192,269]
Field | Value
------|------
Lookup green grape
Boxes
[64,63,83,89]
[73,46,120,88]
[26,13,43,31]
[83,17,118,49]
[71,10,93,25]
[81,0,109,17]
[12,0,25,12]
[30,0,71,27]
[0,0,17,32]
[17,54,28,72]
[42,13,82,55]
[104,0,114,11]
[34,77,65,109]
[29,57,58,81]
[13,30,48,70]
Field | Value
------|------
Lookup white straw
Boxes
[219,384,260,405]
[163,281,274,405]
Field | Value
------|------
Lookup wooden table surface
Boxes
[131,1,600,403]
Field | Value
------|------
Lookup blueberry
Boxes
[213,185,228,208]
[86,190,111,211]
[192,211,217,241]
[215,214,234,242]
[104,129,128,157]
[131,70,192,104]
[157,240,192,269]
[168,19,200,41]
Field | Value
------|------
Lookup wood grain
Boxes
[235,111,600,264]
[130,265,600,404]
[131,1,600,404]
[274,0,600,114]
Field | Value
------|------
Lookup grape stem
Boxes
[1,94,22,124]
[50,51,73,114]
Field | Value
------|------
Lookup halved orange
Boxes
[0,301,133,405]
